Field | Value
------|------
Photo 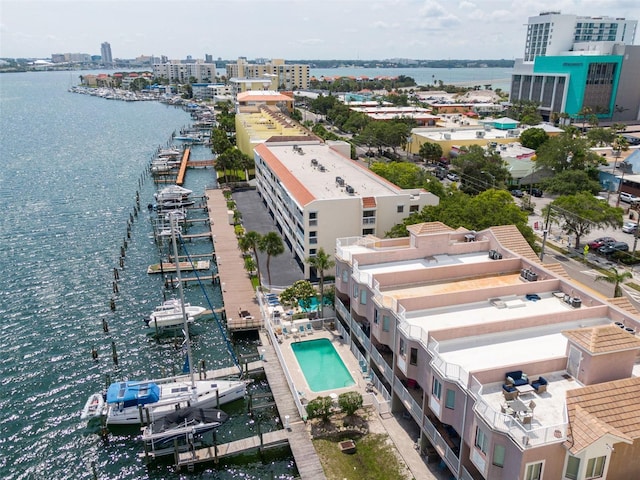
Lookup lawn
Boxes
[313,433,410,480]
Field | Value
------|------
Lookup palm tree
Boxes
[306,248,335,318]
[595,266,632,298]
[259,232,284,289]
[239,231,262,286]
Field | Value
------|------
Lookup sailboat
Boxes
[84,213,246,425]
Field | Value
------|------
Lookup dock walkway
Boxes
[176,147,190,185]
[205,189,262,331]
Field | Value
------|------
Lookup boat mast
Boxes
[169,213,195,388]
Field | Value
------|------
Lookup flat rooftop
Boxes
[264,143,407,200]
[413,127,518,142]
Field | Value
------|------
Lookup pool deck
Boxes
[278,325,367,402]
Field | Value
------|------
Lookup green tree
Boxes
[451,145,509,194]
[244,256,257,276]
[211,128,233,155]
[386,189,538,250]
[519,128,549,150]
[306,396,333,422]
[586,127,615,147]
[544,193,623,248]
[418,142,443,163]
[542,170,601,196]
[259,231,285,288]
[239,231,262,286]
[305,248,335,318]
[279,280,317,311]
[595,266,633,298]
[535,132,605,174]
[214,148,238,183]
[338,391,363,417]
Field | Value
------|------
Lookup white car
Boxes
[446,172,460,181]
[619,192,639,204]
[622,221,638,234]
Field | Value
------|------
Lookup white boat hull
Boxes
[80,392,105,420]
[105,378,246,425]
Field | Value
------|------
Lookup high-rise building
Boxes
[101,42,113,64]
[510,12,639,122]
[226,58,310,90]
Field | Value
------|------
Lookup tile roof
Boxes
[565,377,640,453]
[608,296,640,316]
[254,143,315,207]
[406,221,454,236]
[489,225,540,262]
[362,197,376,208]
[562,324,640,354]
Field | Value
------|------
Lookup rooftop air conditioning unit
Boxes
[345,185,355,195]
[476,131,485,138]
[311,158,318,166]
[444,133,451,140]
[319,165,326,172]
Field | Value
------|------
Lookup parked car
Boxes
[622,221,638,234]
[598,241,629,255]
[619,192,639,204]
[587,237,616,249]
[510,189,524,198]
[446,172,460,181]
[531,188,543,197]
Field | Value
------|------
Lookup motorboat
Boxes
[141,406,229,452]
[145,299,206,329]
[103,377,245,425]
[80,392,105,420]
[150,159,175,173]
[154,185,193,201]
[157,146,182,158]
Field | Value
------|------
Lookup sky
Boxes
[2,0,639,61]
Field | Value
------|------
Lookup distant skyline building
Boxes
[101,42,113,64]
[152,59,216,83]
[510,12,640,122]
[226,58,310,90]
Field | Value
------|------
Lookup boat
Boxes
[157,146,182,158]
[103,376,245,425]
[145,298,207,329]
[80,392,105,420]
[155,184,193,199]
[141,406,229,452]
[98,213,245,426]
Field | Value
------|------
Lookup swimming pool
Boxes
[298,296,331,312]
[291,338,355,392]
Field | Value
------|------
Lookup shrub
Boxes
[306,396,333,422]
[338,391,363,417]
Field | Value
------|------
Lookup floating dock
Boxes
[147,260,210,274]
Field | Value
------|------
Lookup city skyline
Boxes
[2,0,639,61]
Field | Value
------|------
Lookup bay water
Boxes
[0,71,292,479]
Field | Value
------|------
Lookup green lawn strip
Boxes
[313,433,408,480]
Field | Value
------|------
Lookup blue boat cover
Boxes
[106,381,161,408]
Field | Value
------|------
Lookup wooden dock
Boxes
[147,260,210,274]
[176,147,190,185]
[205,189,262,331]
[176,430,289,470]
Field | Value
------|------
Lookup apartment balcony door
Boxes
[567,345,581,379]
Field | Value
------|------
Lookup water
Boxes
[310,66,513,92]
[290,339,355,393]
[0,72,293,479]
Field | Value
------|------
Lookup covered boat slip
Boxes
[142,406,229,449]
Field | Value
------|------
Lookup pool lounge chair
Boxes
[305,322,313,334]
[298,325,306,336]
[282,327,289,338]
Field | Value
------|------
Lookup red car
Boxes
[587,237,616,249]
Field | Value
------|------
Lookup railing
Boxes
[422,416,459,476]
[264,315,308,420]
[335,297,351,324]
[351,260,373,287]
[394,377,422,423]
[370,345,394,383]
[460,466,475,480]
[362,217,376,225]
[473,395,568,449]
[428,338,470,389]
[351,320,371,351]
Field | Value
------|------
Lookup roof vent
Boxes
[345,185,355,195]
[319,165,326,172]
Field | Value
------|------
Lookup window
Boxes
[362,228,375,235]
[432,377,442,400]
[409,205,419,212]
[309,211,317,227]
[445,389,455,409]
[382,315,390,332]
[360,289,367,305]
[374,309,378,324]
[585,456,605,479]
[525,462,543,480]
[309,248,317,256]
[342,270,348,282]
[397,205,404,213]
[409,347,418,365]
[492,444,505,467]
[475,427,488,455]
[353,284,359,298]
[565,456,580,480]
[399,338,406,357]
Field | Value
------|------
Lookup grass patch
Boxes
[626,282,640,292]
[313,433,409,480]
[250,276,260,289]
